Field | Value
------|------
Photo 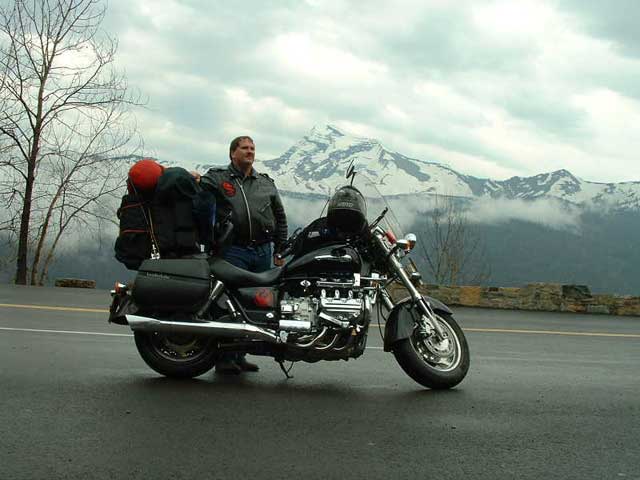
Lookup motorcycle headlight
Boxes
[396,239,410,251]
[405,233,417,250]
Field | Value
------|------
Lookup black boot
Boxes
[215,358,242,375]
[236,355,259,372]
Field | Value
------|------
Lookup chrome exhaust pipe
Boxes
[125,314,280,343]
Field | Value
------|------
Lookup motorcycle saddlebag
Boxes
[132,258,211,313]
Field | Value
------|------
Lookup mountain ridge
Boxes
[255,125,640,212]
[127,124,640,211]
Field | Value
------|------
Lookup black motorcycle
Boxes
[109,170,470,389]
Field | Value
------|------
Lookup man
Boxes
[200,136,288,374]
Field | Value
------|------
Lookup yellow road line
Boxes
[374,324,639,338]
[463,327,640,338]
[0,303,108,313]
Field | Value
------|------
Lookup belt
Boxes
[233,239,270,248]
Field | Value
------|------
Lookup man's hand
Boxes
[190,171,201,183]
[273,254,285,267]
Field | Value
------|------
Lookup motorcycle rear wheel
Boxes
[393,313,470,389]
[134,331,218,378]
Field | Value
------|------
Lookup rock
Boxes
[586,305,610,315]
[54,278,96,289]
[459,286,482,307]
[562,285,592,300]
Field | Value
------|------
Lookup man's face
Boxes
[231,138,255,171]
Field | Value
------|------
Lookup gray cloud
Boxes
[98,0,640,183]
[499,88,589,139]
[379,9,536,75]
[554,0,640,58]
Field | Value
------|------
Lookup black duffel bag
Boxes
[114,193,154,270]
[114,167,216,270]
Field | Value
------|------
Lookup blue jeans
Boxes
[223,243,272,273]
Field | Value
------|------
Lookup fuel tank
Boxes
[285,244,362,277]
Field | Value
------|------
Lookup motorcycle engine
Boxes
[279,274,368,333]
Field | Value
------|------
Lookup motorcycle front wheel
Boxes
[393,312,470,389]
[134,331,218,378]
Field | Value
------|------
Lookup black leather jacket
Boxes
[200,163,288,253]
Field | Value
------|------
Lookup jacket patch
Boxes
[221,181,236,197]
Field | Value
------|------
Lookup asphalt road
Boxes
[1,284,639,480]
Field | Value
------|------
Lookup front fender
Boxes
[383,296,452,352]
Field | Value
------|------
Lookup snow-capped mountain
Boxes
[262,125,476,197]
[258,125,640,211]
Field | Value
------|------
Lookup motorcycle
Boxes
[109,167,470,389]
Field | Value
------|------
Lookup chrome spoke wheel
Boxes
[411,315,462,372]
[149,332,211,363]
[134,330,218,378]
[393,310,470,389]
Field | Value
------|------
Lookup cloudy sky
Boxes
[102,0,640,183]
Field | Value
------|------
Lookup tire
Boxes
[134,331,218,378]
[393,312,470,389]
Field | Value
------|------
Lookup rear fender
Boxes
[109,292,137,325]
[383,296,452,352]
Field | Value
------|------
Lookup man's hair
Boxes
[229,136,254,160]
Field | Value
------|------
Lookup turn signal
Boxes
[385,230,397,244]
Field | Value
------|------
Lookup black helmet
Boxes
[327,186,367,234]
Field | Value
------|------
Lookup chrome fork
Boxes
[375,231,446,340]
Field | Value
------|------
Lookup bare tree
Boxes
[416,194,491,286]
[0,0,142,284]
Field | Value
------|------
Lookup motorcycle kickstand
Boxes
[277,360,295,379]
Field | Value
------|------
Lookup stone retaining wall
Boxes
[389,282,640,317]
[54,274,639,316]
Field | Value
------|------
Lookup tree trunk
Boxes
[13,32,46,284]
[38,227,65,286]
[14,169,35,284]
[29,215,49,285]
[30,188,63,285]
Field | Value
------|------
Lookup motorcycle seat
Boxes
[209,257,283,287]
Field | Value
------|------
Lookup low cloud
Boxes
[280,195,330,232]
[281,191,584,237]
[467,197,583,230]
